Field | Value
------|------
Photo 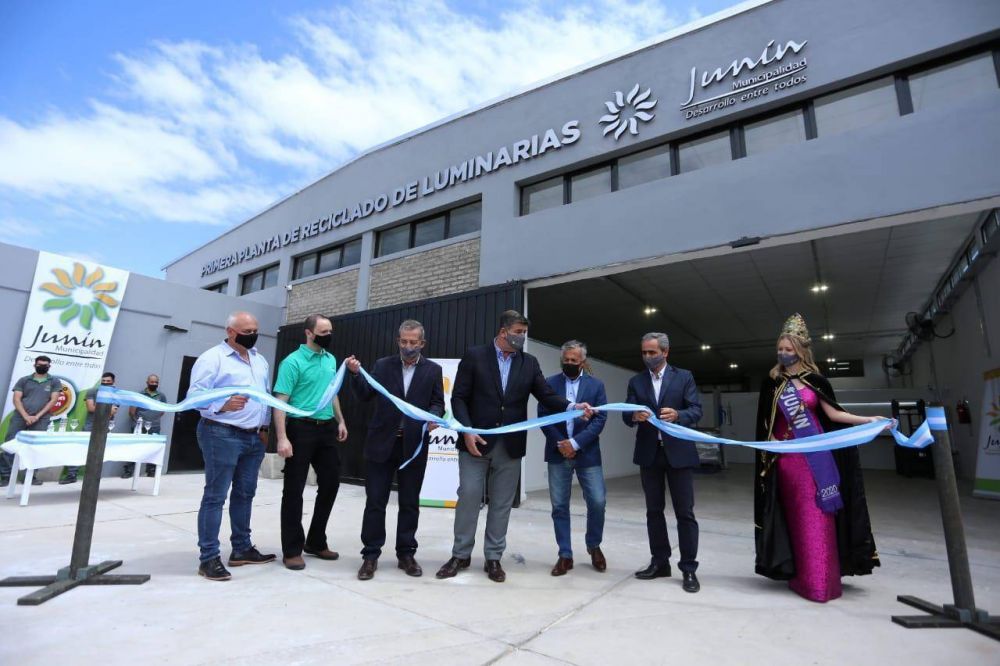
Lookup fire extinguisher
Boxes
[955,399,972,424]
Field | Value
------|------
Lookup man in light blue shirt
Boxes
[189,311,276,581]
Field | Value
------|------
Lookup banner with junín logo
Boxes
[973,367,1000,500]
[419,358,460,508]
[0,251,130,440]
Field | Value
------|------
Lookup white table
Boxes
[2,432,167,506]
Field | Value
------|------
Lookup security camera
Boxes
[285,284,293,292]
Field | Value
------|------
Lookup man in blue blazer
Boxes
[538,340,608,576]
[346,320,445,581]
[623,332,704,592]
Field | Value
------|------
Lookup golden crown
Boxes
[781,313,810,343]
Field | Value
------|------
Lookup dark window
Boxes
[813,77,898,137]
[448,202,482,237]
[378,225,411,257]
[341,238,362,267]
[376,201,482,257]
[569,165,612,203]
[744,109,806,155]
[293,254,318,280]
[293,238,363,280]
[203,281,228,294]
[909,53,998,112]
[317,246,342,274]
[677,130,732,173]
[414,215,446,247]
[241,264,279,295]
[521,176,563,215]
[617,144,671,190]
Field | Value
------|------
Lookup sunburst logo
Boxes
[989,398,1000,428]
[39,262,121,329]
[599,83,657,140]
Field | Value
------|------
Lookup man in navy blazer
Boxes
[346,320,445,581]
[436,311,594,583]
[538,340,608,576]
[623,332,704,592]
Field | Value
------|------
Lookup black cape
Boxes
[753,372,880,580]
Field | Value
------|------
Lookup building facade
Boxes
[151,0,1000,484]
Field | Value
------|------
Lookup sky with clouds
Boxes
[0,0,738,276]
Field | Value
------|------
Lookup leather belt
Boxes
[289,416,334,426]
[205,419,262,435]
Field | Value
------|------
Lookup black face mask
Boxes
[234,332,258,349]
[147,384,159,392]
[562,363,582,379]
[34,364,50,375]
[312,333,332,349]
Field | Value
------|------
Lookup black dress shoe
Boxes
[228,546,276,566]
[484,559,506,583]
[397,555,423,577]
[682,571,701,593]
[198,557,232,581]
[435,557,471,579]
[634,561,672,580]
[358,558,377,580]
[551,557,574,576]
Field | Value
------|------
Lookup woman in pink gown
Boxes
[754,314,887,602]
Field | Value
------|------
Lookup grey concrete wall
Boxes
[0,242,284,470]
[163,0,1000,301]
[908,255,1000,479]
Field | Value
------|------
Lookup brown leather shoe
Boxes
[435,557,471,579]
[398,555,423,577]
[304,546,340,560]
[551,557,574,576]
[282,555,305,571]
[484,559,506,583]
[358,558,377,580]
[588,547,607,572]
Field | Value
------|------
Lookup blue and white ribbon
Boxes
[98,365,348,418]
[15,432,167,446]
[99,366,937,465]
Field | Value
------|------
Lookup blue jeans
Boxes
[548,459,606,559]
[196,420,265,562]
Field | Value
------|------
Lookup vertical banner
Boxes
[973,367,1000,500]
[1,252,130,440]
[420,358,460,508]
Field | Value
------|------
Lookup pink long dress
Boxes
[773,385,842,602]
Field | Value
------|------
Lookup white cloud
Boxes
[0,0,689,229]
[0,217,44,244]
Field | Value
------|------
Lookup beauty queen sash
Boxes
[776,380,845,514]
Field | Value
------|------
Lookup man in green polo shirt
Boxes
[273,313,348,571]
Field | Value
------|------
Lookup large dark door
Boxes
[275,282,524,484]
[168,355,205,472]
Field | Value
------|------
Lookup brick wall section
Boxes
[368,238,480,309]
[286,268,359,323]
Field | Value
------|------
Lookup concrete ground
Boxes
[1,465,997,665]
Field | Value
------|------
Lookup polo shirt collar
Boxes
[298,343,328,358]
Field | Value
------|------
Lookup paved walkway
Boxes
[1,465,997,664]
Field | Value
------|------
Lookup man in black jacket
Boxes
[436,310,593,583]
[623,332,703,593]
[346,320,445,580]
